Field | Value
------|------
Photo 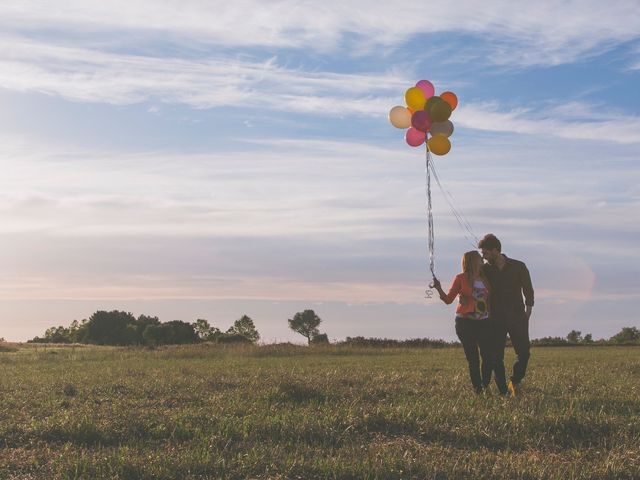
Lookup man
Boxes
[478,234,534,396]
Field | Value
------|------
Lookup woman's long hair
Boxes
[461,250,491,290]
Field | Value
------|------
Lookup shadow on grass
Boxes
[269,380,329,404]
[362,413,514,452]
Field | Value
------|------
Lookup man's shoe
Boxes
[507,380,521,397]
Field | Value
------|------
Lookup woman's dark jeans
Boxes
[455,317,493,393]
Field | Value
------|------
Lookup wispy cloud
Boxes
[0,34,404,113]
[2,133,637,238]
[1,132,638,303]
[2,35,640,145]
[2,1,640,66]
[456,102,640,144]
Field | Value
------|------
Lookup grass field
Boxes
[1,343,639,479]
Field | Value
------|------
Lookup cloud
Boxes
[2,132,637,240]
[2,1,640,66]
[626,45,640,71]
[0,132,637,346]
[1,132,638,306]
[456,101,640,144]
[0,34,404,113]
[2,35,640,145]
[2,2,639,342]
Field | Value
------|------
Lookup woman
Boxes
[433,251,494,394]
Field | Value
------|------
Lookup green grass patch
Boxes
[0,344,638,479]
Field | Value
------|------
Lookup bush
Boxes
[142,321,198,346]
[216,333,253,344]
[531,336,569,347]
[337,337,456,348]
[310,333,329,345]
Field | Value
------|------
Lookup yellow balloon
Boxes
[405,87,426,111]
[427,134,451,156]
[388,106,412,129]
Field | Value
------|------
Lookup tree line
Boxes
[27,309,330,346]
[531,327,640,346]
[341,328,640,348]
[21,310,640,347]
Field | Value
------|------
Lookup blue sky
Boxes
[0,1,639,342]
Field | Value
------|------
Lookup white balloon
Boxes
[389,106,411,129]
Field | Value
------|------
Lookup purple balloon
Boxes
[415,80,435,99]
[405,127,426,147]
[411,110,433,133]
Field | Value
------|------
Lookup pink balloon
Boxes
[411,110,432,133]
[405,127,426,147]
[415,80,435,99]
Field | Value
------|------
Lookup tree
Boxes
[142,321,198,346]
[610,327,640,344]
[43,326,71,343]
[136,315,161,343]
[82,310,137,345]
[193,319,220,341]
[74,319,90,343]
[226,315,260,343]
[566,330,582,344]
[583,333,593,344]
[288,310,321,345]
[67,320,80,343]
[142,324,168,346]
[165,320,199,344]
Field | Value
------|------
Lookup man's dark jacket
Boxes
[483,254,534,320]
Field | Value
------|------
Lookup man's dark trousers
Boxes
[493,311,530,386]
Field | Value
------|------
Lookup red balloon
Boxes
[411,110,432,133]
[405,127,426,147]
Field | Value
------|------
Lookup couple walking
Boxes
[433,234,534,396]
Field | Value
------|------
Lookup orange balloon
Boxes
[440,91,458,110]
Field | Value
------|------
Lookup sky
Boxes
[0,0,639,343]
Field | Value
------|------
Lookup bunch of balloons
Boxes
[388,79,458,155]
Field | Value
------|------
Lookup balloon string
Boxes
[428,158,479,248]
[425,147,435,298]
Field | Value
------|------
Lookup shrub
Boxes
[310,333,330,345]
[337,337,455,348]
